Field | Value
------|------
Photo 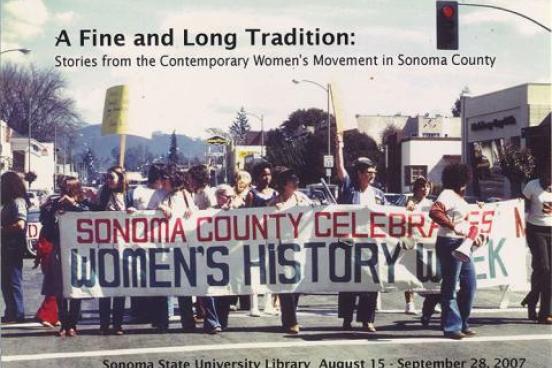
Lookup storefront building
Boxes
[463,83,551,199]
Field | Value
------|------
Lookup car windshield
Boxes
[27,211,40,222]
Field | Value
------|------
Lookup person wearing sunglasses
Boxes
[335,133,386,332]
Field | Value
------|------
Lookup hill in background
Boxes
[74,124,207,170]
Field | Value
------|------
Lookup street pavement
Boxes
[1,259,551,368]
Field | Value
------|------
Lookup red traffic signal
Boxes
[436,1,459,50]
[442,5,455,18]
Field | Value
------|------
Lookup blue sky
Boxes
[1,0,550,138]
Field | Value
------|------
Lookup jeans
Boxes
[338,292,377,323]
[197,296,221,331]
[436,236,476,333]
[99,297,125,330]
[1,248,24,321]
[422,294,441,320]
[526,223,551,319]
[214,296,233,329]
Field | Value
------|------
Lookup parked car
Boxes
[25,209,42,258]
[297,183,339,205]
[26,191,40,209]
[26,189,49,209]
[384,193,410,207]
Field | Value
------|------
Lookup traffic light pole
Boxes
[460,3,551,33]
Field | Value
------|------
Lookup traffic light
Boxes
[436,1,458,50]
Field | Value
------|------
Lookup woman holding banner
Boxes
[40,177,90,337]
[335,133,384,332]
[148,165,197,333]
[126,163,165,324]
[246,162,280,316]
[429,163,483,340]
[1,172,29,324]
[522,165,552,324]
[213,184,240,329]
[404,177,441,327]
[189,164,223,334]
[95,166,128,335]
[268,168,312,334]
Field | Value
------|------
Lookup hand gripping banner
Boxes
[59,200,528,298]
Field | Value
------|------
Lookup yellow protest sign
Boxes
[329,82,345,134]
[102,85,129,136]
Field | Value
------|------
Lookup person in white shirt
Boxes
[128,164,164,211]
[429,163,484,340]
[149,166,198,333]
[404,177,441,326]
[268,168,312,334]
[522,165,552,324]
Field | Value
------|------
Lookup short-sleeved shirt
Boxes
[131,186,159,210]
[435,189,469,238]
[523,179,552,227]
[269,191,312,210]
[249,187,278,208]
[407,197,433,212]
[339,172,386,206]
[194,187,217,210]
[1,197,27,250]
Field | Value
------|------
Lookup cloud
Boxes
[53,11,77,25]
[1,0,49,41]
[461,0,551,36]
[1,0,78,47]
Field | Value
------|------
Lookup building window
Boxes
[12,151,25,172]
[404,165,427,186]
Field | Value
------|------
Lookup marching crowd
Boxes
[1,133,551,340]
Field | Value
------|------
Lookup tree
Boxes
[381,124,402,145]
[281,108,327,135]
[168,130,179,164]
[451,86,471,117]
[229,107,251,144]
[265,108,385,185]
[0,63,82,142]
[79,148,97,183]
[266,108,333,184]
[499,144,535,197]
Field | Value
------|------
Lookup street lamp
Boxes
[244,111,265,156]
[0,48,31,55]
[28,96,32,186]
[292,79,332,182]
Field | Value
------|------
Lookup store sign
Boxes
[471,116,516,131]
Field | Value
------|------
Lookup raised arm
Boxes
[335,133,347,182]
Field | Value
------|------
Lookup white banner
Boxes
[59,199,528,298]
